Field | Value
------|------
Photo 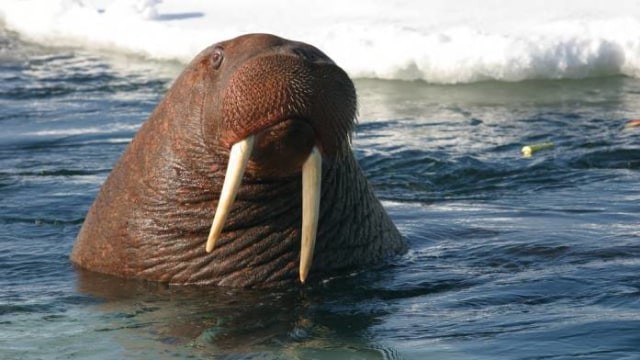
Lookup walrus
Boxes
[70,33,406,288]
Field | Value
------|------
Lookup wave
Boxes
[1,0,640,83]
[26,123,139,137]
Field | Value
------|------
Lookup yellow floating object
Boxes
[624,119,640,128]
[521,142,554,158]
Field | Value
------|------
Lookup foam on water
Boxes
[26,123,139,137]
[1,0,640,84]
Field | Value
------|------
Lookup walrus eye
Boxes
[211,47,224,69]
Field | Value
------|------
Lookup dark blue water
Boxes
[1,29,639,359]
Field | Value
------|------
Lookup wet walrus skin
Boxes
[70,34,406,288]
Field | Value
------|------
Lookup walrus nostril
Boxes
[291,46,324,63]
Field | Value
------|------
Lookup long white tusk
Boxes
[300,146,321,283]
[206,136,255,253]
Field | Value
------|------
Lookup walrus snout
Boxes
[218,52,356,158]
[249,119,316,178]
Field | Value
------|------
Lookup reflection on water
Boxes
[75,269,407,359]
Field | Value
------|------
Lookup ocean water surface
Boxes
[1,20,640,360]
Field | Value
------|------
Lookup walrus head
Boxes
[196,34,356,282]
[71,34,405,288]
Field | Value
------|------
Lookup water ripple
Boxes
[1,31,640,359]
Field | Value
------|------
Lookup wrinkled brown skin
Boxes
[70,34,406,288]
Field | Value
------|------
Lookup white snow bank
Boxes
[2,0,640,83]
